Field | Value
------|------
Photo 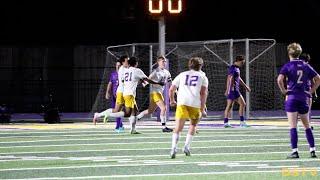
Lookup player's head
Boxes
[300,53,311,63]
[119,55,129,67]
[115,59,122,71]
[287,42,302,59]
[128,56,138,67]
[234,55,245,67]
[157,56,167,69]
[188,57,203,71]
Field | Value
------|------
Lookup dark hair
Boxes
[235,55,245,62]
[119,55,129,64]
[300,53,311,63]
[128,56,138,67]
[157,56,165,61]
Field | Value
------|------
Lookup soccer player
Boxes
[93,55,129,129]
[169,57,208,158]
[105,59,124,132]
[277,42,320,158]
[223,55,251,128]
[137,56,173,132]
[103,57,164,134]
[300,53,318,122]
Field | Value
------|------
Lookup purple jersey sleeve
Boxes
[228,65,235,75]
[279,63,289,75]
[306,64,318,79]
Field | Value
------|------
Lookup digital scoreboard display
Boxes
[148,0,183,15]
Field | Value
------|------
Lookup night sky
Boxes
[0,0,319,62]
[0,0,320,44]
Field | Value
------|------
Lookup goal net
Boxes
[92,39,284,120]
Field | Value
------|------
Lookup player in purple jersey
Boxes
[300,53,318,119]
[277,43,320,158]
[106,60,124,133]
[223,55,251,128]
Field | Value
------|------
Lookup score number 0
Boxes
[148,0,182,14]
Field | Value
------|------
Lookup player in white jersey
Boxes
[102,57,164,134]
[93,55,129,127]
[137,56,173,132]
[169,57,208,158]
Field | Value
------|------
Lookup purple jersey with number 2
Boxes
[279,59,318,113]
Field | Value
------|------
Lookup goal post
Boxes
[92,39,283,120]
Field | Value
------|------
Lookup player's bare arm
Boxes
[169,85,177,106]
[310,75,320,95]
[277,74,287,95]
[143,78,165,86]
[225,75,232,96]
[239,77,251,92]
[200,86,208,116]
[105,81,113,99]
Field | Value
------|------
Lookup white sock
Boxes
[160,115,166,124]
[292,148,298,153]
[310,147,316,152]
[171,133,180,151]
[129,116,136,131]
[184,134,193,150]
[96,109,112,118]
[137,112,145,119]
[109,111,124,118]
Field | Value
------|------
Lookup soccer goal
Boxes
[92,39,284,120]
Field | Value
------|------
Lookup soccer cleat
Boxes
[287,151,299,159]
[130,130,141,134]
[183,147,191,156]
[93,113,99,125]
[170,149,177,159]
[224,123,233,128]
[310,151,317,158]
[240,122,251,128]
[162,127,173,133]
[115,127,124,133]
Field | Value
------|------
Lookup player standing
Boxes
[223,55,251,128]
[169,57,208,158]
[277,43,320,158]
[137,56,173,132]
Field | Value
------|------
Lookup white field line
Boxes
[1,135,319,144]
[0,131,296,139]
[0,145,314,156]
[0,157,319,172]
[0,138,293,149]
[0,129,291,135]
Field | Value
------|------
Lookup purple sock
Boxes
[290,128,298,149]
[240,116,245,122]
[224,118,228,124]
[305,128,315,148]
[115,118,122,129]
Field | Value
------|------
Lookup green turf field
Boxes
[0,122,319,179]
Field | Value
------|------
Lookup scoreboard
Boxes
[148,0,183,15]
